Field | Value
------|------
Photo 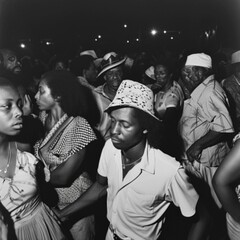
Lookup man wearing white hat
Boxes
[57,80,200,240]
[93,52,126,141]
[179,53,234,238]
[221,50,240,131]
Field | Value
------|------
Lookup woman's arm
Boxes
[213,140,240,222]
[57,173,107,222]
[49,148,86,187]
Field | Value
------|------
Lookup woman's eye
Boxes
[0,104,11,110]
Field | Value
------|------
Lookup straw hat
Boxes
[105,79,158,120]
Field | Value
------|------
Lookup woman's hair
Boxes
[41,70,100,126]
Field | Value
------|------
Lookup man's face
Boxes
[109,107,145,151]
[104,66,123,91]
[181,66,202,94]
[2,50,22,74]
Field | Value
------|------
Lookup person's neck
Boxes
[162,81,173,92]
[122,138,146,163]
[104,84,117,100]
[0,137,9,156]
[49,107,66,123]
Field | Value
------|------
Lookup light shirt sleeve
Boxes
[166,167,199,217]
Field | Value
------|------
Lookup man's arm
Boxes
[186,130,233,162]
[57,173,107,222]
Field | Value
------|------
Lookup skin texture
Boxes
[153,64,172,92]
[1,50,22,75]
[0,86,23,137]
[213,139,240,222]
[104,67,123,92]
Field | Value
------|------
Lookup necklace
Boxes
[122,155,142,170]
[0,143,11,174]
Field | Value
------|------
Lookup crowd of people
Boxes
[0,45,240,240]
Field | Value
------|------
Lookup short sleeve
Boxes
[97,139,112,178]
[51,117,97,160]
[166,167,199,217]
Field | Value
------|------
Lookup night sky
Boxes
[0,0,239,53]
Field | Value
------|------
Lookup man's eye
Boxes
[122,123,130,128]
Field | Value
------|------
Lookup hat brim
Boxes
[97,58,126,78]
[105,104,160,121]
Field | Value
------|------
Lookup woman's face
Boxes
[35,79,57,111]
[0,86,23,137]
[154,64,171,90]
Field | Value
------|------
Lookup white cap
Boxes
[185,53,212,69]
[231,50,240,64]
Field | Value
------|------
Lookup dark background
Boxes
[0,0,239,57]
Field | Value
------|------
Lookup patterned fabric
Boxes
[34,112,96,240]
[106,80,158,120]
[0,150,66,240]
[93,84,112,141]
[35,112,96,172]
[154,81,184,119]
[222,75,240,131]
[179,75,234,167]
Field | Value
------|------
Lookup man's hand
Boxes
[186,142,202,163]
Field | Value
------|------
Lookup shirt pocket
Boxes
[124,187,164,216]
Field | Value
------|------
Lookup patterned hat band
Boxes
[97,52,126,77]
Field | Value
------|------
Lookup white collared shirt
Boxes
[98,140,199,240]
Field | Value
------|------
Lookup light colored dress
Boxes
[0,149,66,240]
[34,112,96,240]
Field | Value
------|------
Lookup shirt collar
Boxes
[190,75,214,101]
[94,83,112,100]
[137,141,155,174]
